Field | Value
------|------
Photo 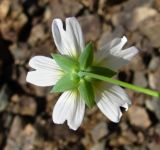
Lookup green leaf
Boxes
[88,66,117,78]
[52,54,79,72]
[79,42,93,70]
[78,79,95,108]
[51,73,80,92]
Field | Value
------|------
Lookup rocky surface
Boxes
[0,0,160,150]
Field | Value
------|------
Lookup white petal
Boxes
[95,36,127,63]
[52,91,85,130]
[96,84,131,122]
[26,70,62,86]
[100,38,122,52]
[52,17,84,57]
[26,56,63,86]
[66,17,84,53]
[95,36,138,70]
[109,36,127,54]
[106,46,138,69]
[29,56,61,71]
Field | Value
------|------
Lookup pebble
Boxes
[90,140,106,150]
[128,106,151,129]
[28,24,48,46]
[0,0,10,20]
[50,0,83,19]
[4,116,37,150]
[9,95,37,116]
[139,14,160,48]
[90,122,108,142]
[79,15,102,42]
[145,98,160,121]
[0,85,9,112]
[129,6,157,30]
[133,71,147,87]
[148,68,160,90]
[0,0,28,41]
[148,57,160,71]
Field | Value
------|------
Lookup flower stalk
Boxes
[80,71,160,98]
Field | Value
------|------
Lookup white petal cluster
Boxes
[26,17,138,130]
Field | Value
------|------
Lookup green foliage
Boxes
[52,54,79,72]
[51,73,80,92]
[78,79,95,108]
[88,66,117,78]
[79,42,93,70]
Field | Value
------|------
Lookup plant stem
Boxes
[80,72,160,98]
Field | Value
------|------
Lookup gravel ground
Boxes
[0,0,160,150]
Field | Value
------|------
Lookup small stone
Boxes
[90,140,106,150]
[79,15,102,42]
[123,0,154,12]
[0,0,10,20]
[155,123,160,135]
[139,14,160,48]
[46,93,59,114]
[0,85,9,112]
[9,43,31,65]
[148,142,160,150]
[81,0,97,11]
[9,95,37,116]
[154,0,160,11]
[112,1,155,30]
[1,0,28,41]
[130,54,146,71]
[148,68,160,91]
[90,122,108,142]
[50,0,83,19]
[133,72,147,87]
[28,24,48,46]
[6,116,23,141]
[62,0,83,16]
[148,57,160,71]
[128,106,151,128]
[43,6,52,22]
[129,6,157,30]
[145,98,160,121]
[4,117,37,150]
[137,132,144,144]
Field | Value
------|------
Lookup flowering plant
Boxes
[26,17,160,130]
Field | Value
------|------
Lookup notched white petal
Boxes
[26,70,62,86]
[52,17,84,57]
[95,36,139,69]
[26,56,63,87]
[96,84,131,123]
[52,91,85,130]
[29,56,61,71]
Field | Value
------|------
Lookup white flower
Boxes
[26,17,138,130]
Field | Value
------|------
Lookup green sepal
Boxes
[88,66,117,78]
[51,54,79,72]
[51,73,80,93]
[79,42,93,70]
[78,79,95,108]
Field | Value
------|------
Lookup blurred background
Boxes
[0,0,160,150]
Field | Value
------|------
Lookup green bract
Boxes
[79,79,95,108]
[51,73,80,92]
[52,42,117,107]
[52,54,79,72]
[79,42,93,70]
